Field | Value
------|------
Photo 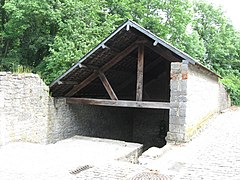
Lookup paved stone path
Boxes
[175,107,240,180]
[140,107,240,179]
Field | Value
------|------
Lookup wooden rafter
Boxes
[145,42,180,62]
[98,72,118,100]
[66,98,170,109]
[136,44,144,101]
[57,81,78,85]
[80,63,134,75]
[65,40,140,96]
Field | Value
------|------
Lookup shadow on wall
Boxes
[68,104,169,151]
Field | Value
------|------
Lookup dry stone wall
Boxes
[48,99,134,143]
[0,72,49,145]
[0,73,135,145]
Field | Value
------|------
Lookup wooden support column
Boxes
[136,44,144,101]
[98,72,118,100]
[116,57,162,91]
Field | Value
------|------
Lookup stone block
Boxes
[181,63,188,72]
[169,124,186,133]
[170,108,178,116]
[170,80,179,91]
[170,73,181,80]
[171,62,181,70]
[180,80,187,91]
[166,132,184,142]
[170,102,179,108]
[169,116,185,125]
[171,62,182,69]
[169,124,179,133]
[182,60,189,64]
[179,102,187,109]
[170,94,187,102]
[182,72,188,80]
[179,108,186,117]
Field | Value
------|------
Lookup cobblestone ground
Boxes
[142,107,240,180]
[175,107,240,180]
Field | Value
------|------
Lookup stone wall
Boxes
[0,72,49,145]
[167,62,188,142]
[0,71,134,145]
[48,100,133,143]
[185,64,220,139]
[219,83,231,111]
[47,98,79,143]
[167,62,231,143]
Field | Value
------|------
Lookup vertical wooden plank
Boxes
[136,44,144,101]
[98,72,118,100]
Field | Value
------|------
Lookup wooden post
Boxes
[98,72,118,100]
[136,44,144,101]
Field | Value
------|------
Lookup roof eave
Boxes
[50,19,220,88]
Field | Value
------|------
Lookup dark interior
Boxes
[50,22,181,150]
[66,52,171,150]
[69,104,169,151]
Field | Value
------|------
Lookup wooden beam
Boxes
[116,57,162,91]
[57,81,78,85]
[136,44,144,101]
[66,98,170,109]
[145,42,180,62]
[79,64,98,71]
[98,72,118,100]
[65,41,140,96]
[80,63,133,75]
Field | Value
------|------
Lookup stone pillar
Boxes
[166,62,188,143]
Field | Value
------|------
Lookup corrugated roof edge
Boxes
[50,20,220,88]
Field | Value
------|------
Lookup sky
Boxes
[207,0,240,30]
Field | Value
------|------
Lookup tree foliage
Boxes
[0,0,239,104]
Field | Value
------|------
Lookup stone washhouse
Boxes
[0,20,230,149]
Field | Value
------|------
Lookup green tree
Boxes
[106,0,206,60]
[0,0,60,71]
[1,0,239,104]
[192,0,240,104]
[37,0,121,84]
[192,0,240,74]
